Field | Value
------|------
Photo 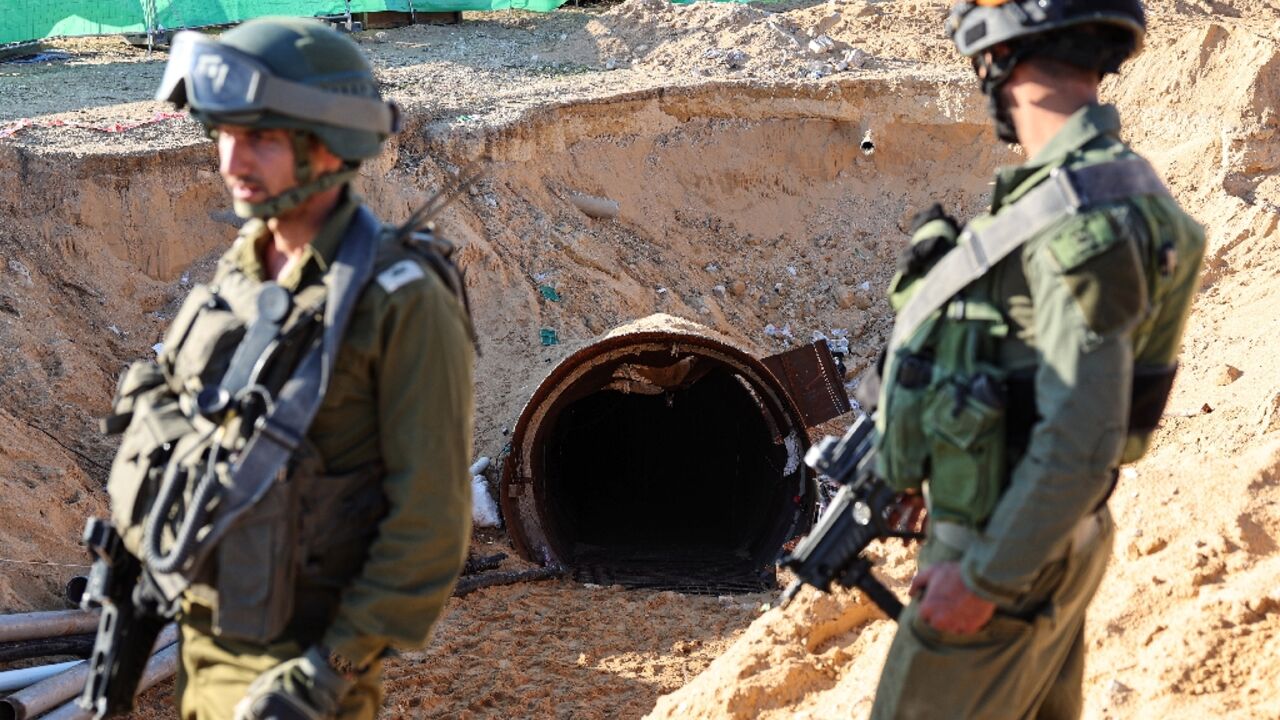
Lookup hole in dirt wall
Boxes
[444,83,1015,589]
[388,86,1013,467]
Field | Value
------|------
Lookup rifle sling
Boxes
[888,157,1171,353]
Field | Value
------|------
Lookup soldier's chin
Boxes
[232,198,271,220]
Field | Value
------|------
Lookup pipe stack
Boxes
[0,610,179,720]
[0,622,177,717]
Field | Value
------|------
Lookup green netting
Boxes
[2,0,568,45]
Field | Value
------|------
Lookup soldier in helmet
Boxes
[99,17,474,720]
[868,1,1204,716]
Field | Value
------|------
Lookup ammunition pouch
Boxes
[105,362,196,558]
[158,283,248,396]
[288,449,388,645]
[211,462,298,643]
[875,351,935,492]
[920,370,1007,527]
[212,441,387,644]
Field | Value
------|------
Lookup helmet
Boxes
[947,0,1145,75]
[946,0,1145,143]
[158,17,399,160]
[156,18,401,217]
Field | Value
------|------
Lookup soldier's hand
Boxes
[233,647,353,720]
[910,561,995,635]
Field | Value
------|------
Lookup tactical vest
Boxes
[102,211,470,644]
[874,155,1199,529]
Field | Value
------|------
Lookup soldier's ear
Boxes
[307,136,346,175]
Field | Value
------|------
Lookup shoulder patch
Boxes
[1056,233,1147,337]
[376,259,427,295]
[1046,204,1142,272]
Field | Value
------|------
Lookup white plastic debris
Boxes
[152,342,164,356]
[107,325,122,336]
[470,456,491,476]
[471,475,502,528]
[787,265,798,276]
[782,431,802,475]
[834,48,869,72]
[805,59,831,78]
[569,192,620,220]
[764,323,795,340]
[807,35,836,55]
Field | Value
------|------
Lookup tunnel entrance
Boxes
[501,315,845,594]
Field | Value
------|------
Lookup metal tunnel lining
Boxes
[501,322,817,594]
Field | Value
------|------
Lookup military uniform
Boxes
[165,194,474,719]
[91,17,475,720]
[870,103,1204,718]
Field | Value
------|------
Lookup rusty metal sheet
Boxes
[761,340,852,427]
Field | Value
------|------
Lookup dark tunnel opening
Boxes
[545,368,786,584]
[502,324,819,594]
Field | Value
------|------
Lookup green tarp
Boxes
[2,0,568,45]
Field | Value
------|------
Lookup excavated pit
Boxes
[5,6,1279,717]
[453,82,1011,593]
[0,77,1007,608]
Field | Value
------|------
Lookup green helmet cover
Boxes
[201,17,389,161]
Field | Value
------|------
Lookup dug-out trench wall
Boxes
[0,76,1004,609]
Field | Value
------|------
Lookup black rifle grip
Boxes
[850,561,904,620]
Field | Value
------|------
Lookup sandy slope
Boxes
[0,0,1276,718]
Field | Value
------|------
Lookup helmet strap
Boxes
[973,45,1032,145]
[233,163,359,220]
[290,129,314,185]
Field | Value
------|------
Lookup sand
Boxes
[0,0,1277,717]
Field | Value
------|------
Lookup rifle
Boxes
[778,414,923,620]
[77,518,176,719]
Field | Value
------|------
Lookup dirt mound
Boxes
[0,1,1277,718]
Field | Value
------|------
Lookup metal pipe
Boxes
[63,577,88,607]
[0,634,95,664]
[0,625,177,720]
[38,642,180,720]
[0,611,99,644]
[0,662,81,694]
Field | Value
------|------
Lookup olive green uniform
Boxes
[871,104,1204,718]
[173,194,474,719]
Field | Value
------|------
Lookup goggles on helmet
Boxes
[156,31,400,136]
